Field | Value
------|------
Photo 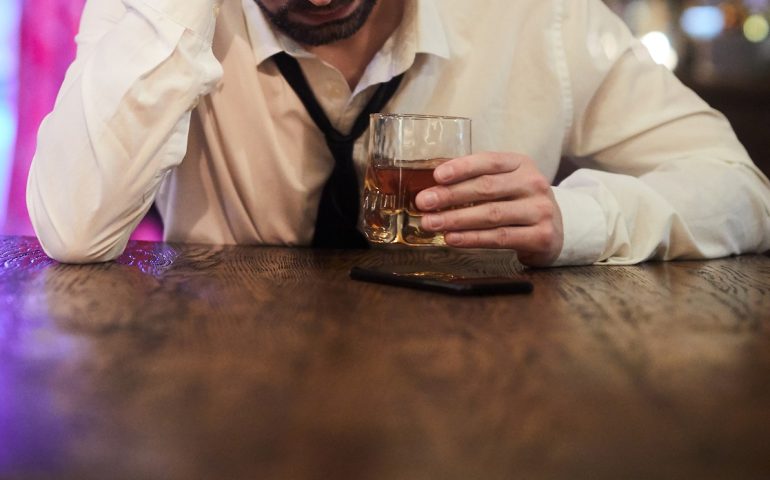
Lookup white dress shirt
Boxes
[27,0,770,264]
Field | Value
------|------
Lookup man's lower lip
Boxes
[290,2,356,24]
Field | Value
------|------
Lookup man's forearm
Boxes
[555,0,770,265]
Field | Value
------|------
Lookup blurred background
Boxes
[0,0,768,237]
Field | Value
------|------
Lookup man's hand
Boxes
[415,152,564,267]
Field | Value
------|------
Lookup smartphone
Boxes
[349,266,533,295]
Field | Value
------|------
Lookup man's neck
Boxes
[304,0,405,90]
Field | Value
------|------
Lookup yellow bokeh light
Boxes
[743,15,769,43]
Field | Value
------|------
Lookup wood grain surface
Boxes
[1,235,769,480]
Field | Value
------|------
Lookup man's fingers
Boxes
[444,223,560,255]
[416,171,551,211]
[433,152,524,184]
[421,198,552,232]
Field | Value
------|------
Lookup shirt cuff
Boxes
[551,185,607,266]
[128,0,221,42]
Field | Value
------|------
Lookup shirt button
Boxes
[213,4,221,17]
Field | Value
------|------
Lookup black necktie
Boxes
[272,52,404,249]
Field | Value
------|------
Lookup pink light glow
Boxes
[4,0,84,237]
[3,0,161,242]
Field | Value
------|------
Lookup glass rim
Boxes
[370,113,471,122]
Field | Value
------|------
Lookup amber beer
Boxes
[364,114,471,246]
[363,159,447,245]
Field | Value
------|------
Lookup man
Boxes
[27,0,770,266]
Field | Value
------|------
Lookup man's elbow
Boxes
[27,182,129,263]
[39,237,122,264]
[35,227,125,264]
[29,208,124,264]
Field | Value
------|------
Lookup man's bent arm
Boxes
[553,0,770,265]
[27,0,223,263]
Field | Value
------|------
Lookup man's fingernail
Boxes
[424,215,443,230]
[422,191,438,209]
[435,165,453,182]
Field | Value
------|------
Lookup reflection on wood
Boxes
[1,236,769,479]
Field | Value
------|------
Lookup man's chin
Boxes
[257,0,378,47]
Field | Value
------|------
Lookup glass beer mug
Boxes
[363,114,472,246]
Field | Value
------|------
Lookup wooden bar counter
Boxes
[1,235,769,479]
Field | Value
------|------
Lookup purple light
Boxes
[744,0,770,12]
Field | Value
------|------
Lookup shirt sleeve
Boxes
[551,0,770,266]
[26,0,224,263]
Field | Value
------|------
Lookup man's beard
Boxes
[256,0,378,46]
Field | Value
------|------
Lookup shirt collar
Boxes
[408,0,451,61]
[242,0,451,68]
